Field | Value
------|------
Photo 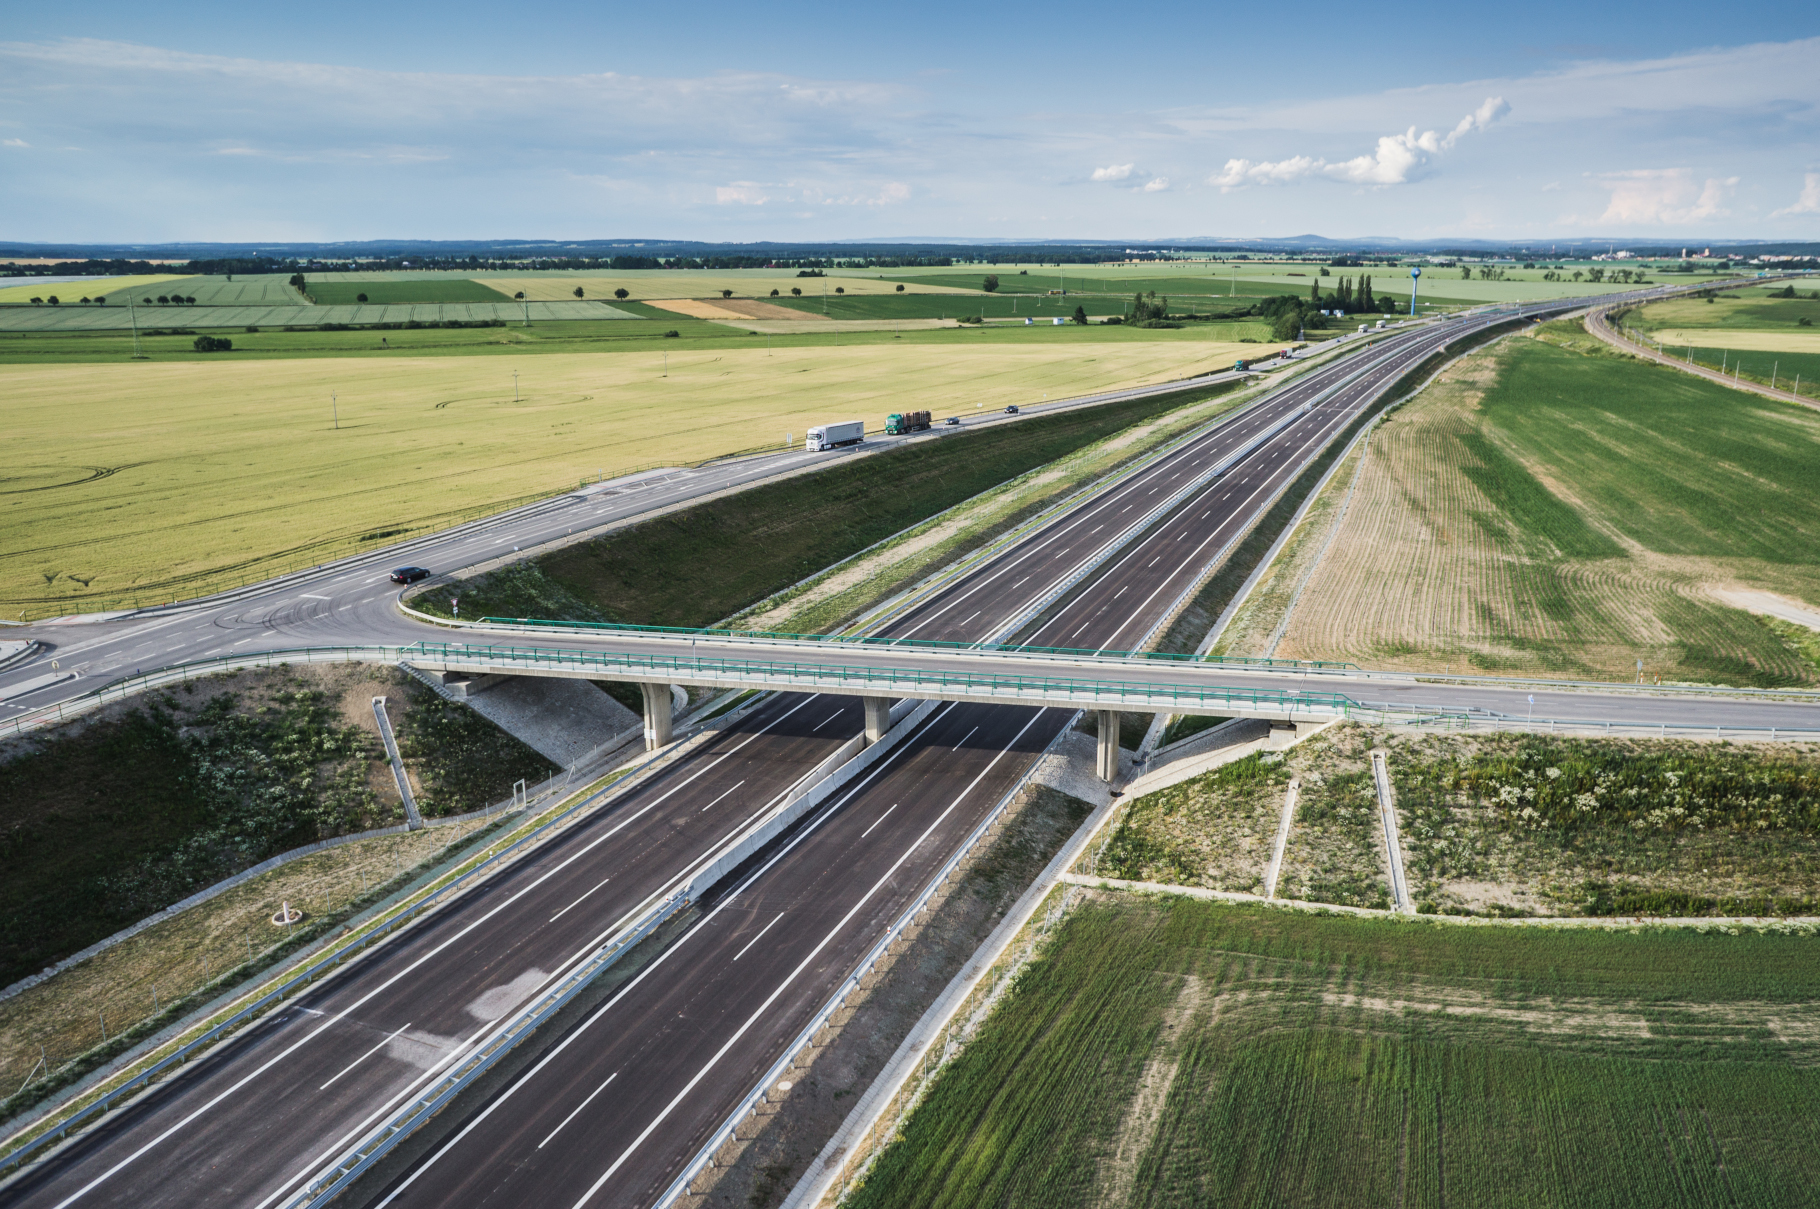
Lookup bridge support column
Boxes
[641,682,675,751]
[863,697,892,747]
[1096,710,1120,782]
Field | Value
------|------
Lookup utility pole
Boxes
[128,294,142,358]
[513,369,519,402]
[332,391,339,430]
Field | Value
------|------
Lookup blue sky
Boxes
[3,0,1818,243]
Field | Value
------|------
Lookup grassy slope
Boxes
[418,378,1241,628]
[1235,331,1820,685]
[0,333,1246,614]
[849,895,1820,1209]
[0,665,555,986]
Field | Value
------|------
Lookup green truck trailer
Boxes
[885,410,932,435]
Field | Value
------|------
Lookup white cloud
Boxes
[1091,163,1134,181]
[1142,177,1169,192]
[1772,173,1820,217]
[1593,169,1737,224]
[716,182,770,205]
[2,137,27,147]
[1212,96,1507,190]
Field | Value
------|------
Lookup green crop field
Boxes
[1225,329,1820,685]
[0,333,1254,614]
[850,894,1820,1209]
[1629,289,1820,401]
[306,279,514,305]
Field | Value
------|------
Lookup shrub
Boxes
[791,287,802,296]
[770,289,779,297]
[895,283,905,292]
[47,296,59,306]
[356,293,368,303]
[573,286,584,298]
[835,286,844,294]
[614,288,629,299]
[663,329,680,337]
[721,289,733,298]
[192,335,233,352]
[244,325,260,333]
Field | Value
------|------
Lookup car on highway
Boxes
[389,566,432,583]
[1004,405,1019,414]
[944,416,960,426]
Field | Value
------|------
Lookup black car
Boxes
[1004,405,1019,414]
[390,566,432,584]
[944,416,960,426]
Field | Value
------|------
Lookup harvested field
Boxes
[1216,333,1820,685]
[645,297,832,321]
[848,893,1820,1209]
[0,339,1248,613]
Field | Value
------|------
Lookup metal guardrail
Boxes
[472,617,1357,671]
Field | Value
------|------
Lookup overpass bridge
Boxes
[13,625,1820,784]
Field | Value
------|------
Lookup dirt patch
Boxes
[1093,974,1206,1207]
[646,298,762,320]
[676,783,1095,1209]
[709,298,831,321]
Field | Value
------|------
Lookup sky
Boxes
[2,0,1818,245]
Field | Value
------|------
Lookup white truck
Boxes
[806,420,864,451]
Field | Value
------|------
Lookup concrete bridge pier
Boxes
[641,681,675,750]
[863,697,892,746]
[1096,709,1120,782]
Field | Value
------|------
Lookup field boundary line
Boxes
[1055,874,1820,929]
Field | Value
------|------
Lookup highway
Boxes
[0,307,1411,1207]
[329,301,1636,1208]
[3,289,1778,1209]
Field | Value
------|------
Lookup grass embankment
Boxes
[1215,327,1820,685]
[1097,722,1820,918]
[849,893,1820,1209]
[1627,288,1820,402]
[0,338,1250,616]
[414,377,1244,630]
[0,663,554,989]
[0,823,474,1123]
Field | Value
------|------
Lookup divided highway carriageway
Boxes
[0,299,1621,1209]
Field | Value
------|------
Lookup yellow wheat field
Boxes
[0,337,1253,612]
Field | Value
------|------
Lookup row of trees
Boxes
[1307,275,1397,315]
